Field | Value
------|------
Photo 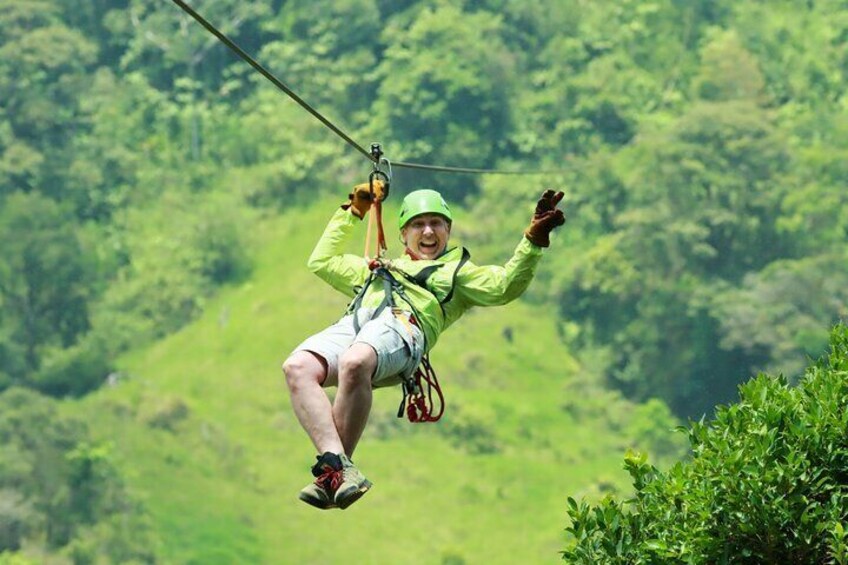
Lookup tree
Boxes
[104,0,268,93]
[0,0,97,200]
[692,28,766,103]
[371,3,515,198]
[258,0,382,117]
[509,0,725,161]
[712,254,848,378]
[562,324,848,564]
[103,0,270,171]
[730,1,847,109]
[0,193,96,389]
[0,387,158,559]
[558,98,792,415]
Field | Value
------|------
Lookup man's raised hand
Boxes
[342,180,386,219]
[524,189,566,247]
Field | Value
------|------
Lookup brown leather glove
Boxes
[341,180,385,219]
[524,189,566,247]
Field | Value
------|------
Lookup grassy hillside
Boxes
[71,198,674,564]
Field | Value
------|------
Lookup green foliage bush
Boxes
[139,395,190,432]
[31,335,112,398]
[562,324,848,564]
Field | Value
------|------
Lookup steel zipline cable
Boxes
[170,0,566,176]
[170,0,373,161]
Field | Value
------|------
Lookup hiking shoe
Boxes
[299,481,337,509]
[299,452,343,510]
[334,454,372,509]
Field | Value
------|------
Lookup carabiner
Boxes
[369,142,392,201]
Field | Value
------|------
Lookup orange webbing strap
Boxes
[363,195,387,261]
[374,199,387,253]
[364,203,375,258]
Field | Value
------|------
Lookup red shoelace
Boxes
[315,464,343,492]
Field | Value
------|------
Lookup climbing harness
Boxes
[346,258,446,423]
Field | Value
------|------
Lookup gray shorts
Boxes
[292,307,425,388]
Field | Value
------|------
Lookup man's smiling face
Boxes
[401,213,451,259]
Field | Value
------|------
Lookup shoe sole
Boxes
[336,480,372,510]
[298,493,338,510]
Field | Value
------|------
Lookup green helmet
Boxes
[398,189,453,230]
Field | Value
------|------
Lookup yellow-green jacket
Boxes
[308,208,544,353]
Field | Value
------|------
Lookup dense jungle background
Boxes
[1,0,846,563]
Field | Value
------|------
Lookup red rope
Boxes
[405,356,444,423]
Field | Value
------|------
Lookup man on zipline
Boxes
[283,182,565,509]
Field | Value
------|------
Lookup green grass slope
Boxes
[74,198,648,564]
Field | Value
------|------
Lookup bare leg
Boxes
[333,343,377,457]
[283,351,345,455]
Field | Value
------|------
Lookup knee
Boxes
[338,349,374,387]
[282,353,322,391]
